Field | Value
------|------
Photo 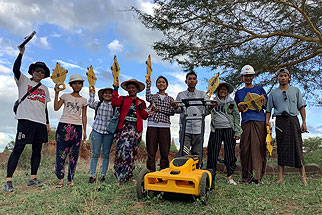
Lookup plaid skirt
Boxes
[276,116,304,168]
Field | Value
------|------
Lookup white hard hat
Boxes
[68,74,85,84]
[240,65,255,76]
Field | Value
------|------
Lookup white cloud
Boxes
[39,37,50,49]
[0,0,166,63]
[0,64,11,73]
[0,132,11,152]
[107,40,124,53]
[0,37,18,57]
[55,59,85,70]
[139,0,156,15]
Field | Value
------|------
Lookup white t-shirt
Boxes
[59,93,88,125]
[15,73,51,125]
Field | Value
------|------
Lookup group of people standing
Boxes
[4,46,308,192]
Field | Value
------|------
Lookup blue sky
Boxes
[0,0,321,152]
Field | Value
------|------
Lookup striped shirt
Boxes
[88,92,114,134]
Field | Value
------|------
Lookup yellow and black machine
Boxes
[137,98,214,205]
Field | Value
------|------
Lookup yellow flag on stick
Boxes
[266,126,273,156]
[51,62,68,92]
[238,92,264,112]
[146,55,152,84]
[207,73,219,98]
[111,56,120,86]
[86,66,97,93]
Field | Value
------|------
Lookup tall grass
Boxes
[0,152,321,215]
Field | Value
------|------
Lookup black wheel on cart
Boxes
[199,172,210,205]
[207,169,215,190]
[136,168,150,200]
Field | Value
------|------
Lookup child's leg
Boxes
[7,144,26,180]
[90,130,103,177]
[55,123,69,180]
[146,127,159,172]
[30,142,43,178]
[101,134,114,176]
[159,128,171,170]
[222,128,237,177]
[67,125,82,182]
[207,130,223,174]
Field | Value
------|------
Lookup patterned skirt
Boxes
[114,121,141,182]
[276,116,304,168]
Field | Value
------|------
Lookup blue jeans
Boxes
[90,130,114,177]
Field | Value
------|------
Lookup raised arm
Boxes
[146,82,153,102]
[13,46,25,80]
[88,91,97,109]
[54,85,64,111]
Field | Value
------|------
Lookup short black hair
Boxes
[156,75,168,86]
[186,71,197,79]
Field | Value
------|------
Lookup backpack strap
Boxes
[94,96,125,120]
[94,100,103,120]
[17,82,42,105]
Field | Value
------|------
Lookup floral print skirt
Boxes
[55,122,82,181]
[114,121,141,183]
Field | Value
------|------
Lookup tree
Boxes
[134,0,322,97]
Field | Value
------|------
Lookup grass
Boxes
[0,155,321,215]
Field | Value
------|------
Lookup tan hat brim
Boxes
[98,87,113,100]
[121,79,145,92]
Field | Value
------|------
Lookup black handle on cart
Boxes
[176,97,208,168]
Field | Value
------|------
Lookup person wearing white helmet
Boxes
[234,65,268,184]
[53,73,88,188]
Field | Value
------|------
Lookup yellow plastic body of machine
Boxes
[137,155,213,205]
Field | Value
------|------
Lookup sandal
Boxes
[56,183,64,188]
[67,181,75,187]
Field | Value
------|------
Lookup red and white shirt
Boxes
[15,73,51,125]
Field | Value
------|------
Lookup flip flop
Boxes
[67,181,75,187]
[56,183,64,188]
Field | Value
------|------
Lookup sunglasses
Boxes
[282,91,287,101]
[35,68,46,75]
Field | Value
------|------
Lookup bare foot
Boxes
[129,179,137,185]
[302,177,308,186]
[276,179,284,184]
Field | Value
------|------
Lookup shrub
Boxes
[303,137,322,153]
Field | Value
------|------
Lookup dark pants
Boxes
[7,119,47,178]
[7,143,43,177]
[146,127,171,172]
[55,123,82,182]
[207,128,236,177]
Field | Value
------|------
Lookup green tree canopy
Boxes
[134,0,322,97]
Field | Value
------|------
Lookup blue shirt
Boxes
[234,86,267,123]
[266,86,306,116]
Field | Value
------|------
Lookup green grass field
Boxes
[0,152,321,215]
